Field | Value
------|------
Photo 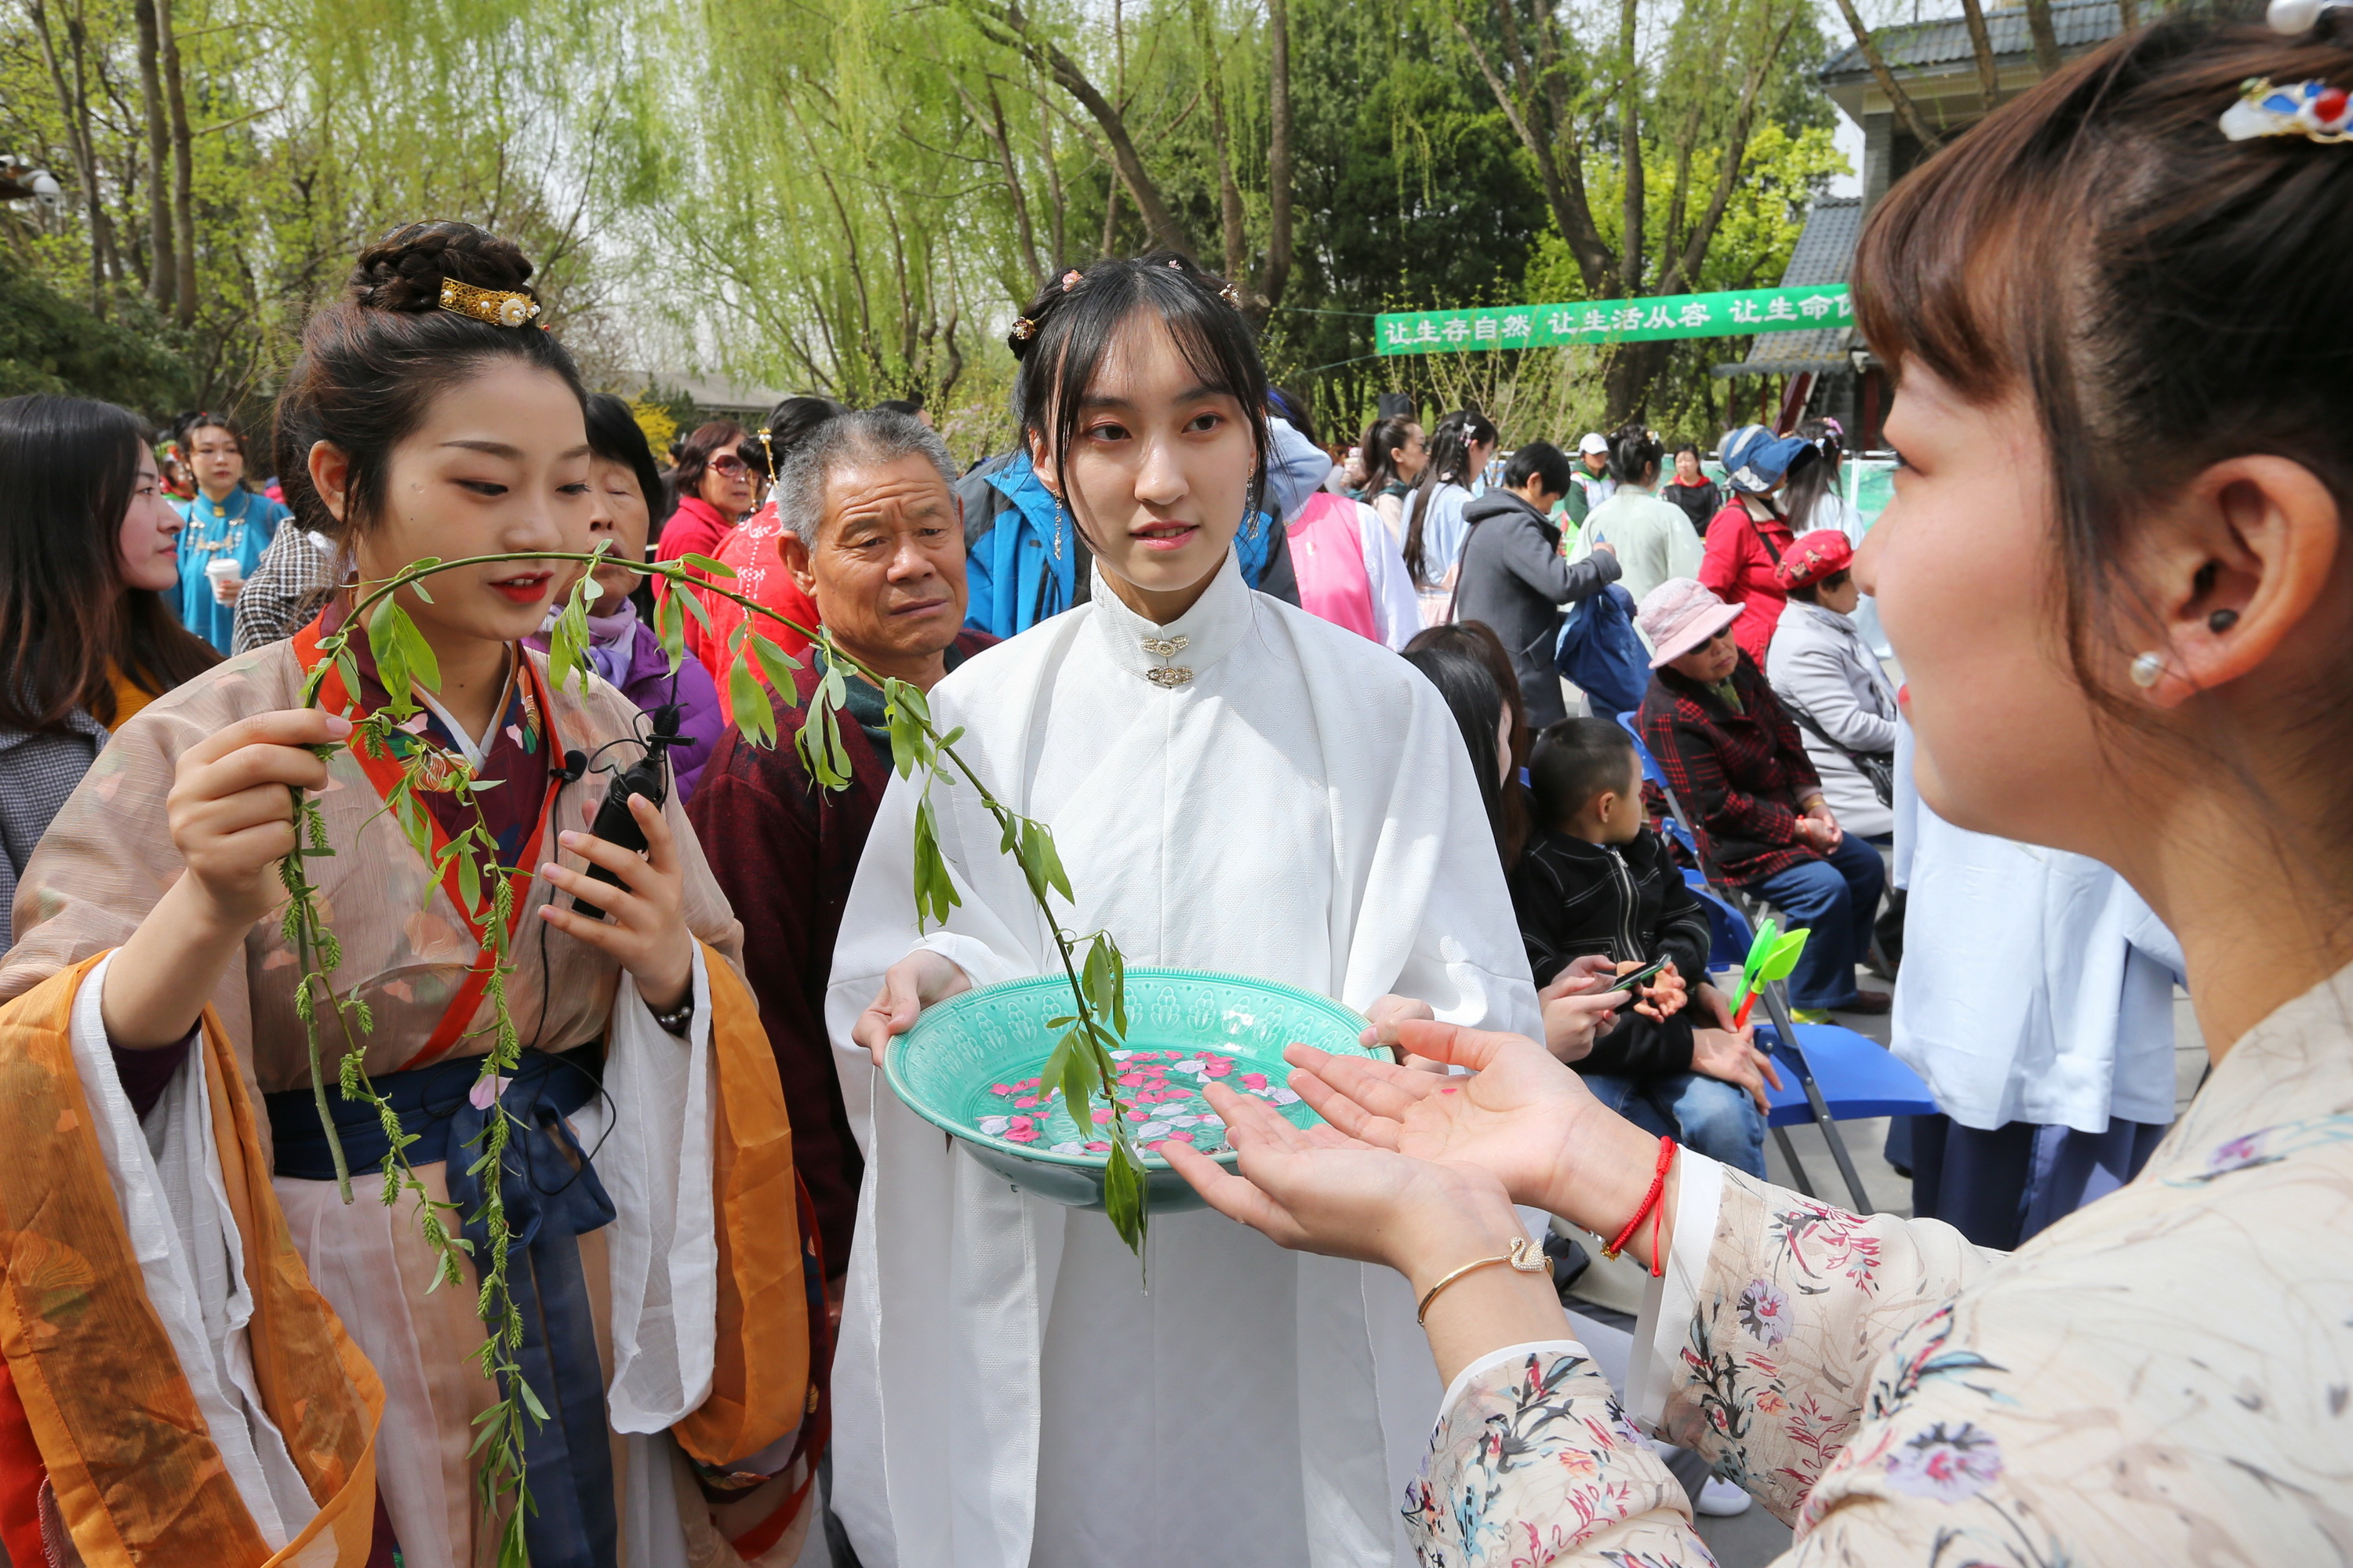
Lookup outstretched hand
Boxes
[1282,1020,1677,1268]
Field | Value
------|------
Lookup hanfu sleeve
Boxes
[1406,1343,1709,1564]
[1631,1156,1995,1521]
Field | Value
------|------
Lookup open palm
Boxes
[1282,1021,1627,1234]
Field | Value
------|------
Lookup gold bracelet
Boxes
[1415,1235,1551,1325]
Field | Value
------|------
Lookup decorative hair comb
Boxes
[438,278,541,328]
[2223,77,2351,141]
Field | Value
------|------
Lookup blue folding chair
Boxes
[1684,881,1934,1213]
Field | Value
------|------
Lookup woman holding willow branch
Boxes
[828,254,1545,1568]
[0,224,816,1568]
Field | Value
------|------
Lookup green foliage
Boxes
[0,259,191,412]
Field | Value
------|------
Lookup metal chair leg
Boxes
[1763,983,1877,1214]
[1771,1125,1816,1198]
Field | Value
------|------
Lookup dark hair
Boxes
[0,395,218,729]
[1403,409,1498,585]
[273,221,584,544]
[1784,417,1846,535]
[1785,566,1853,608]
[1358,415,1420,500]
[1529,718,1640,829]
[177,409,256,493]
[667,420,753,515]
[1267,386,1317,448]
[1853,17,2353,711]
[582,393,664,527]
[1503,440,1575,498]
[1007,251,1271,555]
[1674,442,1701,460]
[1405,619,1533,864]
[755,395,849,481]
[873,398,922,419]
[1609,424,1665,488]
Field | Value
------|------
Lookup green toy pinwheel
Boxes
[1731,917,1811,1028]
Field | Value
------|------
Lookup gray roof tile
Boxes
[1718,198,1862,377]
[1820,0,2122,80]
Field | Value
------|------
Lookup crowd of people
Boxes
[0,14,2344,1567]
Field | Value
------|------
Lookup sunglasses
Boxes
[1700,624,1734,646]
[707,453,751,476]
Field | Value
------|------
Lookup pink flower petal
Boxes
[1241,1073,1268,1090]
[467,1074,511,1110]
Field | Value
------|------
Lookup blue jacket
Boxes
[957,443,1309,640]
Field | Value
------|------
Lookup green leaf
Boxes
[682,552,738,579]
[748,635,802,704]
[728,660,767,742]
[456,837,482,919]
[656,584,688,675]
[911,799,962,928]
[367,596,414,717]
[1019,820,1075,904]
[395,607,441,695]
[677,580,715,633]
[1103,1141,1150,1262]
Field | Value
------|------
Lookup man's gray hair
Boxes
[772,409,957,547]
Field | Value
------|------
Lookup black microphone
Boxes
[553,748,588,784]
[569,708,682,921]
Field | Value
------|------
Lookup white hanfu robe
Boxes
[825,554,1542,1568]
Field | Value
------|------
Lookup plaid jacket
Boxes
[231,526,338,654]
[1638,655,1824,886]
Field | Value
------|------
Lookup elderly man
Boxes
[686,409,993,1286]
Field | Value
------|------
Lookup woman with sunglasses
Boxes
[654,420,757,662]
[1632,577,1888,1021]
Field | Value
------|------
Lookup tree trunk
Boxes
[27,0,107,308]
[2023,0,2063,76]
[1038,90,1066,266]
[1958,0,2000,114]
[1100,174,1121,257]
[988,2,1199,259]
[967,78,1044,287]
[1617,0,1644,294]
[132,0,174,313]
[1260,0,1293,311]
[159,0,196,325]
[1827,0,1944,154]
[1455,15,1614,294]
[1191,1,1249,293]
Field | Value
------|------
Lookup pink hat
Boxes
[1637,578,1742,668]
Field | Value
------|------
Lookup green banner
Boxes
[1374,284,1852,356]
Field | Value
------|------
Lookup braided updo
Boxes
[273,220,581,540]
[347,220,539,313]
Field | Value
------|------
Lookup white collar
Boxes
[1085,551,1254,689]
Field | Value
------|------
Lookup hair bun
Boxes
[348,220,537,314]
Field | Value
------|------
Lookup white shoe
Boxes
[1694,1475,1753,1518]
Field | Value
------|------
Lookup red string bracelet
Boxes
[1601,1134,1677,1278]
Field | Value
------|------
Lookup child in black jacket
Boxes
[1510,719,1783,1176]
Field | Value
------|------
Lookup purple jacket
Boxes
[529,617,726,801]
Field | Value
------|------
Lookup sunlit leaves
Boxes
[911,794,962,929]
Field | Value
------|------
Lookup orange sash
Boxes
[678,950,811,1473]
[292,617,566,1070]
[0,958,384,1566]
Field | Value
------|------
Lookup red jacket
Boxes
[654,495,737,666]
[1699,500,1794,667]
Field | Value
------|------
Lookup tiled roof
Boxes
[1717,197,1862,377]
[1820,0,2122,80]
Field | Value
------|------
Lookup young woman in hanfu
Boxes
[827,253,1546,1568]
[0,224,816,1568]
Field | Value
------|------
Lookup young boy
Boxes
[1510,717,1783,1177]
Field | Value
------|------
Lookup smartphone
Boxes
[1606,955,1674,995]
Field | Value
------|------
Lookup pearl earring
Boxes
[2129,652,2165,689]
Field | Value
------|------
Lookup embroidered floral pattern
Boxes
[1737,1279,1790,1346]
[1881,1421,2003,1503]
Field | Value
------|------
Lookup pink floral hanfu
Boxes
[1404,962,2353,1565]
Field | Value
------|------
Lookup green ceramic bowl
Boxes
[886,966,1379,1212]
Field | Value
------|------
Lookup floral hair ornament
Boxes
[2221,77,2351,142]
[438,277,541,328]
[1061,268,1084,291]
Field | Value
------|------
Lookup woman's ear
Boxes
[307,439,352,524]
[1025,428,1056,500]
[2133,455,2342,708]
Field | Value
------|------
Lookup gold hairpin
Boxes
[1011,317,1038,341]
[438,278,541,329]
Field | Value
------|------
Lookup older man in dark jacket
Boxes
[1453,440,1620,726]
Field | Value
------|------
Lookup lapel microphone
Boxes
[568,704,683,921]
